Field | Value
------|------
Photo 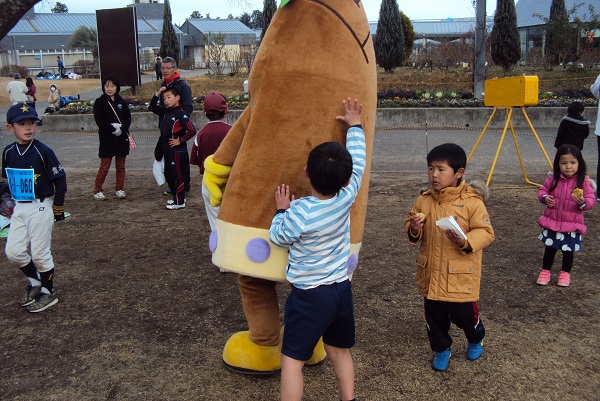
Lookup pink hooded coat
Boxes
[537,174,596,235]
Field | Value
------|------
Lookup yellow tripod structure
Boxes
[467,106,553,187]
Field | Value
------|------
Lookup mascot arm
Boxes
[203,155,232,207]
[212,106,251,166]
[203,106,252,206]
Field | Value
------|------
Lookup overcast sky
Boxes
[36,0,498,26]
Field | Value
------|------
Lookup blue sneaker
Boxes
[163,188,172,195]
[467,340,484,361]
[432,348,451,371]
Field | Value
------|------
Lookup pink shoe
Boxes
[536,269,551,285]
[557,271,571,287]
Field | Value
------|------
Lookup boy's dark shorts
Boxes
[282,279,355,361]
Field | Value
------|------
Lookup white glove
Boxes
[111,123,122,137]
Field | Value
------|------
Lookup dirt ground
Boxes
[1,167,599,400]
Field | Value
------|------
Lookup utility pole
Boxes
[474,0,486,99]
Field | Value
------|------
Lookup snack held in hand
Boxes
[416,212,426,220]
[572,188,583,197]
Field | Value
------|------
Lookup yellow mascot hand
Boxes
[203,155,232,207]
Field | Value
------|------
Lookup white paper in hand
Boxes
[435,216,467,240]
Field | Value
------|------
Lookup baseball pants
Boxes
[5,198,54,272]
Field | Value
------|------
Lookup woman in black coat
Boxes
[93,76,132,200]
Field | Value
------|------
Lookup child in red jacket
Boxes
[190,92,231,229]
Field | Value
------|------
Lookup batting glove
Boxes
[53,205,65,221]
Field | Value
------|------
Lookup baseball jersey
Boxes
[269,126,366,290]
[2,139,66,201]
[190,120,232,174]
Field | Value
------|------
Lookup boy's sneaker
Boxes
[93,191,106,201]
[115,190,126,199]
[557,271,571,287]
[19,285,41,307]
[536,269,551,285]
[163,188,172,195]
[166,202,186,210]
[466,340,484,361]
[26,293,58,313]
[167,199,186,205]
[432,348,451,371]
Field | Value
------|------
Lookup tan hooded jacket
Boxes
[404,180,495,302]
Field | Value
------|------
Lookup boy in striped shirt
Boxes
[269,98,365,401]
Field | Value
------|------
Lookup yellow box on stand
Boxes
[484,76,539,107]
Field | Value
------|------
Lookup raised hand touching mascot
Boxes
[203,0,376,374]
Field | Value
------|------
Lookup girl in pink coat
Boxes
[537,144,596,287]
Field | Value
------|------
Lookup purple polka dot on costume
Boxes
[246,238,271,263]
[347,254,358,275]
[209,230,218,253]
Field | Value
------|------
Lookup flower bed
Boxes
[57,94,251,115]
[55,89,598,114]
[376,88,598,108]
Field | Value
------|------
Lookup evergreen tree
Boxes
[400,12,415,64]
[542,0,577,67]
[68,26,98,73]
[490,0,521,71]
[238,12,252,28]
[260,0,277,43]
[250,10,263,30]
[51,2,68,13]
[374,0,404,73]
[545,0,567,65]
[159,0,180,63]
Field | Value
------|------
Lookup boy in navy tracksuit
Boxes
[2,103,67,313]
[149,87,195,209]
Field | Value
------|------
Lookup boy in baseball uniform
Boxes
[2,103,67,312]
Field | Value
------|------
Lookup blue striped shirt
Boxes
[269,126,366,289]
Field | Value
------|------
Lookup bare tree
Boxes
[203,32,227,75]
[224,48,243,75]
[240,36,259,72]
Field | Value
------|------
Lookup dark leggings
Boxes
[542,246,574,272]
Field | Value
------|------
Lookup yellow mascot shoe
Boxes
[222,331,281,375]
[305,337,327,366]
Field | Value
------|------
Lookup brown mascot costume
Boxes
[203,0,376,373]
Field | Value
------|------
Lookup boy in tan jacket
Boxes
[405,143,495,372]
